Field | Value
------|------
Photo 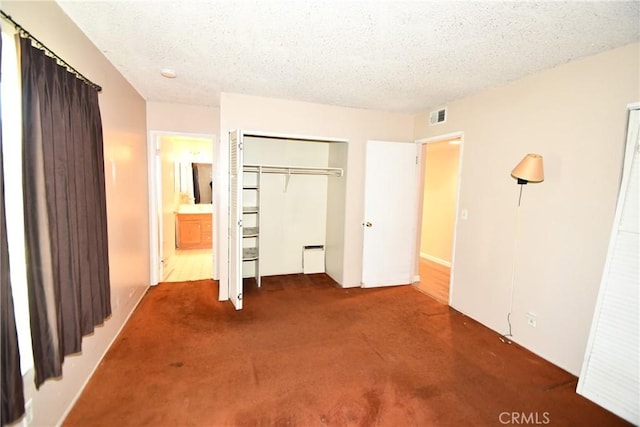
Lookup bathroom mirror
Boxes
[192,162,213,204]
[175,161,213,204]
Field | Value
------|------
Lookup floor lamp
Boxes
[501,154,544,344]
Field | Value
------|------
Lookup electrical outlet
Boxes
[25,399,33,425]
[526,312,537,328]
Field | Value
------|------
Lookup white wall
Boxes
[147,102,219,135]
[243,137,331,276]
[2,1,149,426]
[414,42,640,375]
[217,93,414,300]
[326,142,349,283]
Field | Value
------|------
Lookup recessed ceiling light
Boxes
[161,68,177,78]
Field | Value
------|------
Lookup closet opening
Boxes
[414,133,463,304]
[227,130,348,310]
[149,132,216,285]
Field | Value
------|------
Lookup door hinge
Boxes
[238,219,243,227]
[238,142,243,151]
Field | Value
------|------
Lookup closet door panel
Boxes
[228,130,243,310]
[577,109,639,424]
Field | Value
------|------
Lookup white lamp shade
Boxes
[511,154,544,183]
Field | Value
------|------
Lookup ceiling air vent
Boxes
[429,108,447,125]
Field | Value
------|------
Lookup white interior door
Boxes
[362,140,419,287]
[228,130,243,309]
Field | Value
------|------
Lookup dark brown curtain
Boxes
[1,29,26,426]
[20,37,111,388]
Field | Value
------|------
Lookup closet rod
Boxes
[244,164,343,177]
[0,9,102,92]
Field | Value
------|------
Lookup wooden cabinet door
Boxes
[177,219,202,247]
[176,213,213,249]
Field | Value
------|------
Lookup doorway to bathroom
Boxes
[415,133,463,304]
[150,132,215,284]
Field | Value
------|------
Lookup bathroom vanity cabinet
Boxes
[176,213,212,249]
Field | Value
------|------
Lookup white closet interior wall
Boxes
[243,136,332,277]
[325,142,348,284]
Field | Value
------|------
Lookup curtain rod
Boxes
[0,9,102,92]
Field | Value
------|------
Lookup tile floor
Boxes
[163,249,213,282]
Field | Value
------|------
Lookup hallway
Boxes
[414,258,450,304]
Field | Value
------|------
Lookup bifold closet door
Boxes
[362,140,419,287]
[228,130,243,310]
[577,108,639,424]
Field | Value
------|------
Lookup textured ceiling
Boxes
[57,1,639,113]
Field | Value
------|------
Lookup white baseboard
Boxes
[420,252,451,267]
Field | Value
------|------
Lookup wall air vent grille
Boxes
[429,108,447,125]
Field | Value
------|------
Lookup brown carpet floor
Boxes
[64,274,629,427]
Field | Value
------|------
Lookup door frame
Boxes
[415,131,464,305]
[147,130,216,286]
[217,129,348,303]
